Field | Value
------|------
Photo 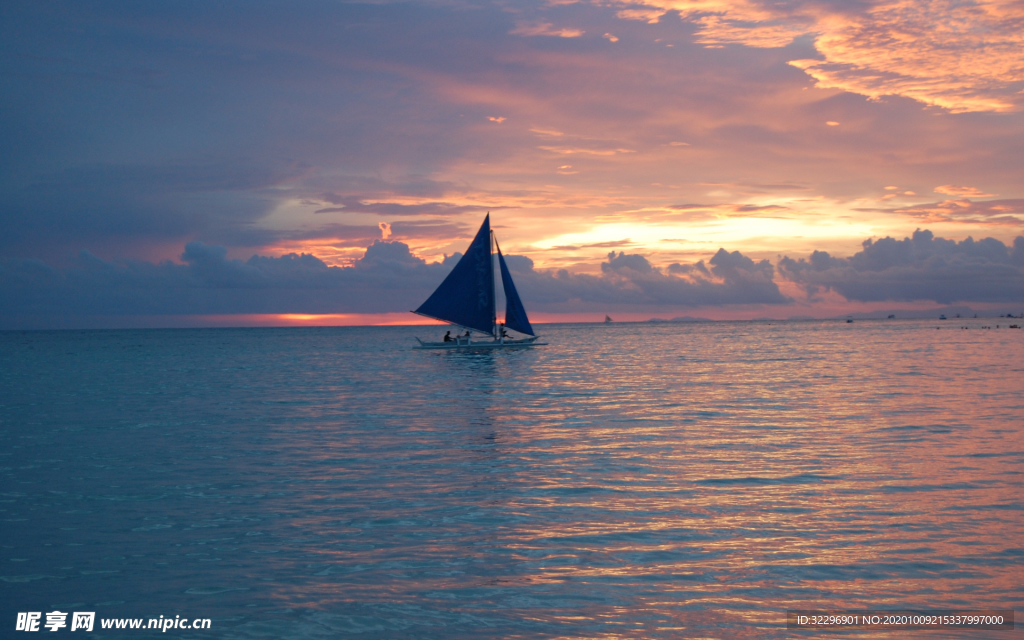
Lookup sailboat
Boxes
[413,214,544,349]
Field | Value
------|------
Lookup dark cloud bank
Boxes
[779,230,1024,303]
[2,230,1022,328]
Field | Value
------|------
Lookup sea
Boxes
[2,320,1021,638]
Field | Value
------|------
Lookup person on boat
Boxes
[443,331,452,342]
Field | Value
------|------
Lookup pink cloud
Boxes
[510,22,585,37]
[610,0,1024,113]
[891,198,1024,226]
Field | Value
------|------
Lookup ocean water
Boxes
[1,321,1021,638]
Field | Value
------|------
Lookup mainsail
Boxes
[414,214,495,334]
[496,240,535,336]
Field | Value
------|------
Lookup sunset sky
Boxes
[2,0,1023,328]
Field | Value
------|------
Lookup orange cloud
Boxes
[611,202,792,223]
[935,185,996,197]
[794,0,1024,113]
[615,7,668,23]
[538,146,636,155]
[610,0,1024,113]
[692,13,808,48]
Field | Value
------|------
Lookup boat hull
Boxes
[414,336,544,350]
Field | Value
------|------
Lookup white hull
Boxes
[414,336,544,350]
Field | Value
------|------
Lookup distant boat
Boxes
[939,314,947,320]
[888,314,896,319]
[604,315,613,323]
[413,214,544,349]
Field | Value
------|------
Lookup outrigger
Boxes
[412,214,545,350]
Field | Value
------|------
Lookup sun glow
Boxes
[532,214,878,262]
[230,313,442,326]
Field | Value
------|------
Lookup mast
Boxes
[490,227,497,339]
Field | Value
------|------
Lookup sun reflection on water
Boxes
[1,322,1020,638]
[239,322,1022,637]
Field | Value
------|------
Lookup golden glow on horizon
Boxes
[203,313,443,327]
[257,242,367,267]
[531,211,877,259]
[252,187,1021,273]
[185,300,1019,328]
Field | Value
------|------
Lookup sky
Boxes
[2,0,1023,328]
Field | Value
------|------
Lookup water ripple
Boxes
[1,321,1021,638]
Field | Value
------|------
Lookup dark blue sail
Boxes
[496,242,535,336]
[414,215,495,335]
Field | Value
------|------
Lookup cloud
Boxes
[504,248,790,310]
[610,0,1024,113]
[692,13,809,48]
[611,202,792,223]
[6,228,1022,326]
[866,198,1024,226]
[935,185,996,197]
[0,160,299,256]
[615,7,670,23]
[510,22,585,37]
[313,195,491,216]
[0,241,453,319]
[0,239,789,325]
[3,0,1022,283]
[389,220,471,240]
[548,239,637,251]
[778,229,1024,303]
[667,203,788,215]
[537,146,635,156]
[787,0,1024,113]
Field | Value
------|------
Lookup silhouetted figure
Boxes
[443,331,452,342]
